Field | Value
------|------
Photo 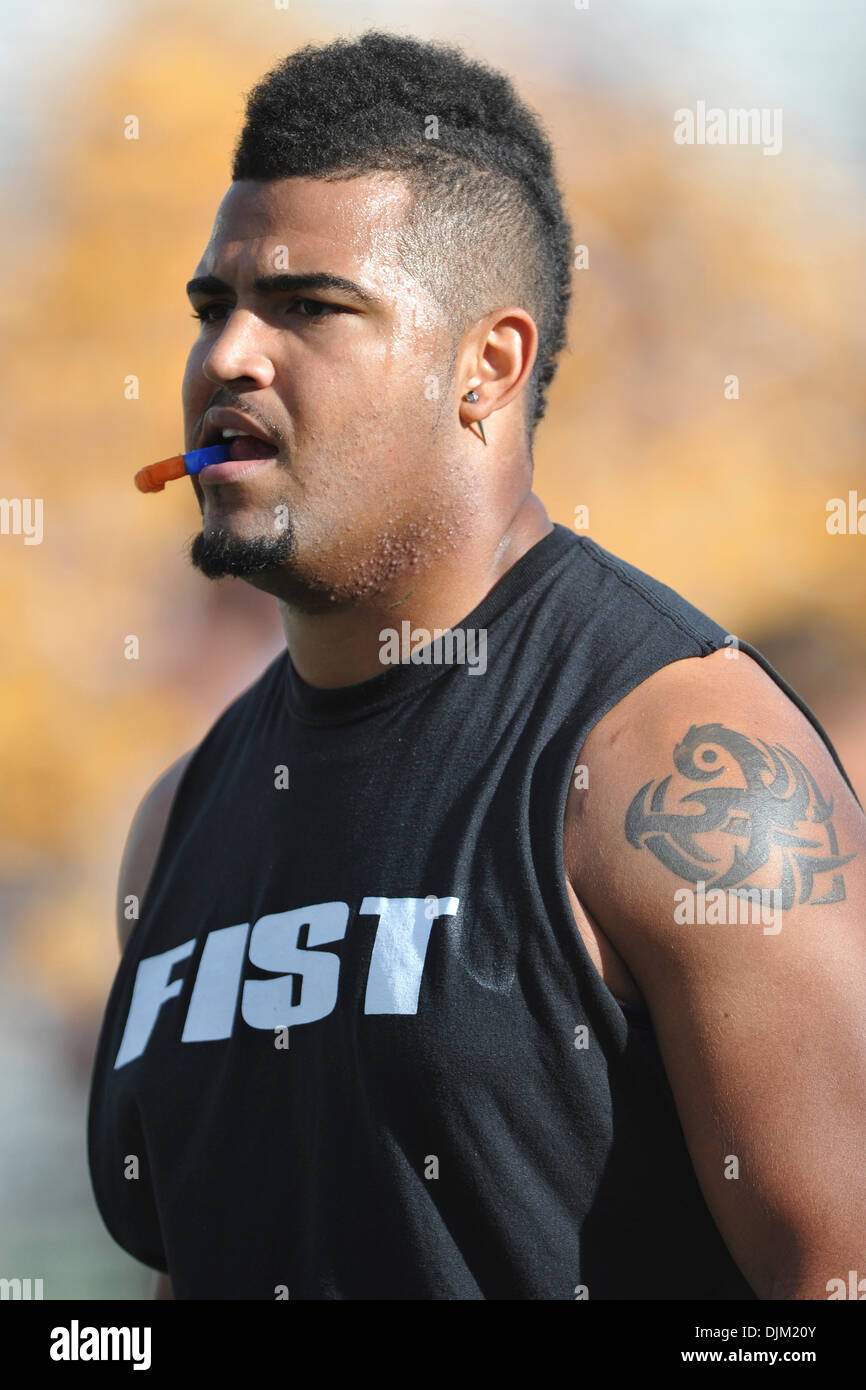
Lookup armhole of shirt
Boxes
[736,638,862,811]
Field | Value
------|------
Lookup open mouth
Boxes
[221,431,279,462]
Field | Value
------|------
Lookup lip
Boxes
[198,454,279,485]
[198,406,280,452]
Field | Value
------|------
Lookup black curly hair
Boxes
[231,31,573,437]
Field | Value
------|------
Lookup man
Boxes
[88,32,866,1300]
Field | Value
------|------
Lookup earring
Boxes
[463,391,487,445]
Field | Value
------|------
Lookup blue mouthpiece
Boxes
[184,443,232,474]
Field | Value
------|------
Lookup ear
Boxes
[456,307,538,435]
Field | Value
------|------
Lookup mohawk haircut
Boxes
[231,31,573,436]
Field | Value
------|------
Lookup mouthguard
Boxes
[134,444,232,493]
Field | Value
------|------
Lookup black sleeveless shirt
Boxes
[87,524,857,1299]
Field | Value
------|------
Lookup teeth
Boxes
[220,428,252,439]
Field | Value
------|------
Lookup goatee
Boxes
[189,525,295,579]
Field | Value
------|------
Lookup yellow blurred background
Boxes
[1,0,864,1296]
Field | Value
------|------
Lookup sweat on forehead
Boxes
[207,175,410,259]
[191,176,433,312]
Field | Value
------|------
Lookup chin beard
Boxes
[189,524,295,579]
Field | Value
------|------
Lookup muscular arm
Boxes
[116,748,195,1299]
[567,648,866,1300]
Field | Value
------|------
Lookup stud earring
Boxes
[463,390,486,445]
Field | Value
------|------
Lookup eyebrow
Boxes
[185,271,377,307]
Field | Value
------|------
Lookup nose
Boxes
[201,309,276,389]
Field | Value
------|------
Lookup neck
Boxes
[278,493,553,689]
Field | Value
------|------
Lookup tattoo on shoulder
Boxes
[625,722,856,907]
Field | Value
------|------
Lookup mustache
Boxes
[196,394,287,450]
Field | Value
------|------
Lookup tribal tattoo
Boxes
[625,723,856,908]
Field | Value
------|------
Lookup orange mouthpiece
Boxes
[133,443,232,493]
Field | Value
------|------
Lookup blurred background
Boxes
[1,0,864,1297]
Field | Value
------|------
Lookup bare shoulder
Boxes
[565,645,865,952]
[116,749,197,953]
[563,650,866,1298]
[583,646,850,769]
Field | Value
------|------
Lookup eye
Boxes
[190,297,341,324]
[290,298,340,319]
[190,303,230,324]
